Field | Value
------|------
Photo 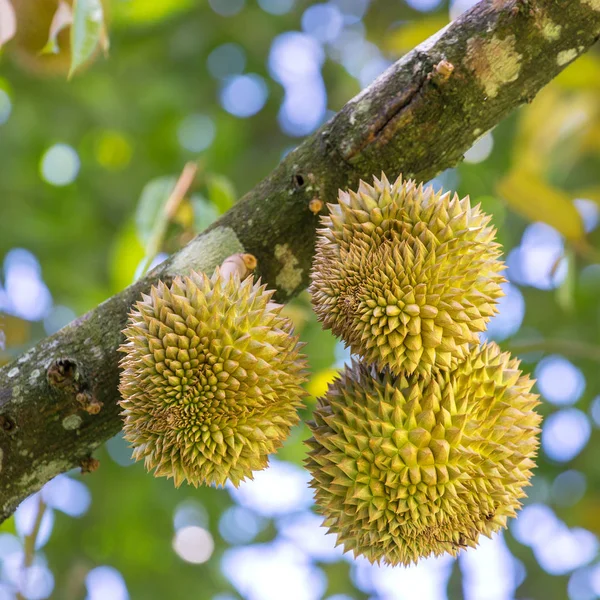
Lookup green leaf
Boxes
[191,194,219,233]
[69,0,108,78]
[135,176,178,248]
[206,174,237,214]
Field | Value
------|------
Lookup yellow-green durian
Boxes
[119,270,307,488]
[310,174,505,376]
[305,343,540,566]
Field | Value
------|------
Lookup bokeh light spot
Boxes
[302,4,344,43]
[552,470,586,507]
[574,198,599,233]
[406,0,444,12]
[40,144,80,187]
[220,74,268,118]
[94,130,132,171]
[43,305,76,336]
[222,541,327,600]
[42,475,91,517]
[542,408,591,462]
[277,511,345,563]
[207,43,246,79]
[208,0,245,17]
[535,355,585,405]
[173,526,215,564]
[258,0,295,14]
[0,90,12,125]
[173,499,209,531]
[228,458,313,517]
[177,114,216,152]
[86,566,129,600]
[460,533,518,600]
[482,282,525,342]
[589,396,600,427]
[219,506,265,545]
[449,0,479,20]
[3,248,52,322]
[463,132,494,164]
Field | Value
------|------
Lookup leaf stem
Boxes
[139,161,200,277]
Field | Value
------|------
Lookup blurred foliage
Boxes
[1,1,600,599]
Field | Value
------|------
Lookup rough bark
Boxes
[0,0,598,523]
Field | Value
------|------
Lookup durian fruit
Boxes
[310,174,506,376]
[119,270,307,488]
[305,343,540,566]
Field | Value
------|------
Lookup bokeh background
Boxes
[1,0,600,599]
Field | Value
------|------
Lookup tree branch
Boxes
[0,0,598,523]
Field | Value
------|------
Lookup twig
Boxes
[16,496,46,600]
[507,338,600,363]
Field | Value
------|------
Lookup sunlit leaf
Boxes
[111,0,195,24]
[172,199,195,229]
[40,1,73,55]
[206,174,237,214]
[514,87,593,175]
[0,0,16,48]
[109,221,146,292]
[384,16,448,55]
[69,0,108,78]
[135,176,178,248]
[497,169,585,241]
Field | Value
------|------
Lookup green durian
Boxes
[305,343,540,566]
[310,174,506,376]
[119,270,307,488]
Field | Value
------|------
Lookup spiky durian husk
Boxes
[119,270,307,488]
[310,174,506,376]
[305,343,540,566]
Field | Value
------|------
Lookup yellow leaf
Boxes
[307,369,339,399]
[497,170,584,241]
[173,199,195,229]
[384,16,448,55]
[0,314,30,348]
[555,54,600,90]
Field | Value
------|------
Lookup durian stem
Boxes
[219,253,258,281]
[0,0,599,523]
